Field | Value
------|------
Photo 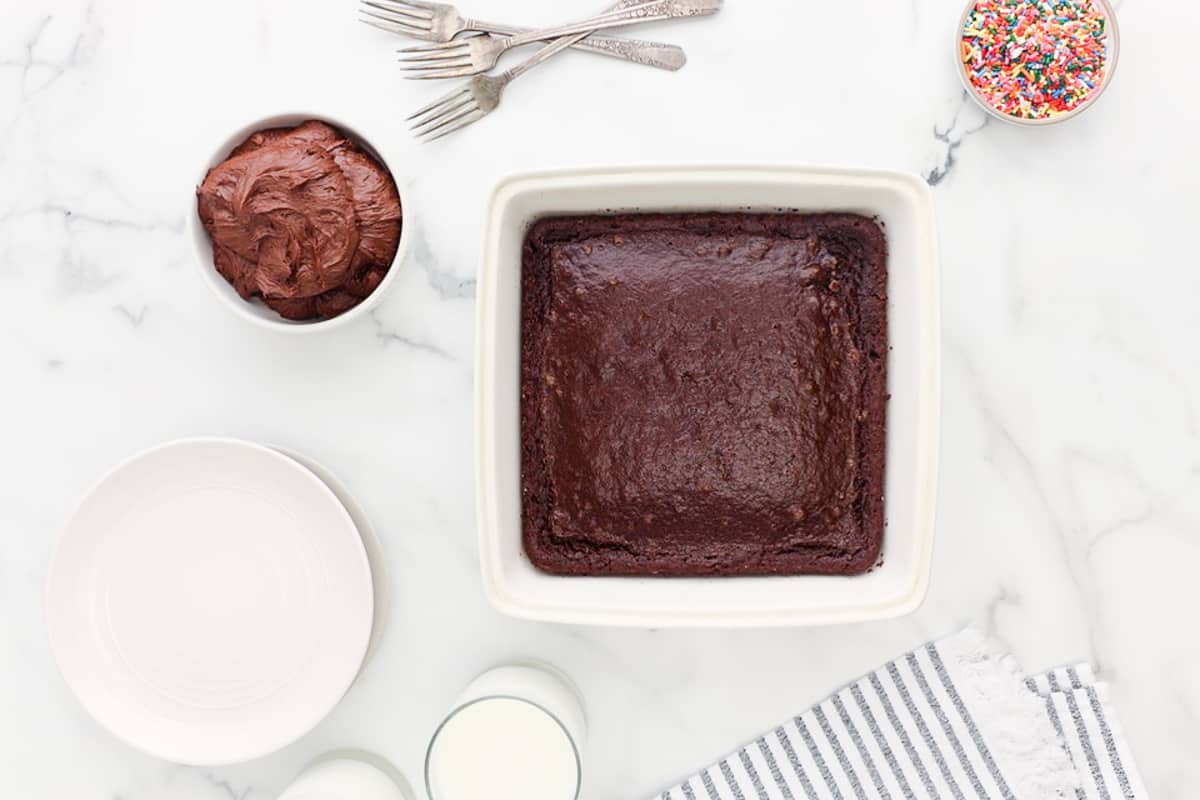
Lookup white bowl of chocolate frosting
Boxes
[191,113,407,332]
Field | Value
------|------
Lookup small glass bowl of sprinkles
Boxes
[958,0,1120,125]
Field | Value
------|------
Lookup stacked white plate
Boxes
[46,438,378,765]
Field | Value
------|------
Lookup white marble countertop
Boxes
[3,0,1196,797]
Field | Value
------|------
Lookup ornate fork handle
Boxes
[503,0,721,50]
[480,20,687,70]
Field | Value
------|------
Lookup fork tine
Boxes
[416,104,481,139]
[399,55,470,68]
[359,16,408,35]
[401,57,474,71]
[415,106,475,139]
[359,8,430,30]
[421,109,486,142]
[360,0,433,26]
[362,0,436,18]
[409,86,475,124]
[399,53,471,69]
[397,41,461,53]
[405,86,470,122]
[358,11,429,36]
[408,92,472,125]
[405,66,480,79]
[398,49,468,63]
[410,95,476,132]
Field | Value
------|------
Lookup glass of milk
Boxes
[425,663,587,800]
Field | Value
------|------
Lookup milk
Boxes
[425,664,587,800]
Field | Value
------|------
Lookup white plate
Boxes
[476,165,941,627]
[46,438,374,764]
[277,447,389,664]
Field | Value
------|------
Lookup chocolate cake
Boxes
[520,213,887,577]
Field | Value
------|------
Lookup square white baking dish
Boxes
[476,165,939,627]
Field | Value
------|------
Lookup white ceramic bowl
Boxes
[476,165,941,628]
[189,112,409,333]
[957,0,1120,127]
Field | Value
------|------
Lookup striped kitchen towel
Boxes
[653,630,1147,800]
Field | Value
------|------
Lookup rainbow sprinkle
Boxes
[961,0,1111,120]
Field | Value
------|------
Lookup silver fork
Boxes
[399,0,721,79]
[406,7,616,142]
[359,0,688,71]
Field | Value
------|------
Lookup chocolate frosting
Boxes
[520,213,888,577]
[197,120,401,321]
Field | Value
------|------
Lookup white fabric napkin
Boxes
[651,630,1147,800]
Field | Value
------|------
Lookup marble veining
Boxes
[2,0,1198,798]
[925,93,990,186]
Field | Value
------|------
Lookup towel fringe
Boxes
[938,629,1080,799]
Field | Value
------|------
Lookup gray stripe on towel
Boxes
[1076,672,1135,800]
[868,673,940,799]
[719,759,746,800]
[796,716,846,800]
[776,726,821,800]
[1063,689,1112,800]
[905,653,989,799]
[851,683,916,800]
[927,642,1016,800]
[814,704,869,800]
[886,661,967,800]
[756,737,796,800]
[738,747,770,800]
[1042,693,1086,800]
[832,693,893,800]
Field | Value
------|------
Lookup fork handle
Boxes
[477,21,687,71]
[503,0,721,50]
[503,30,594,83]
